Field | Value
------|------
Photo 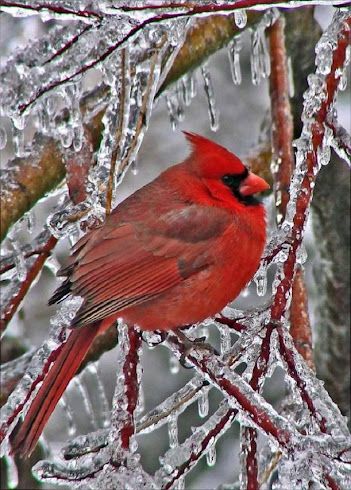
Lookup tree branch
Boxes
[0,13,262,242]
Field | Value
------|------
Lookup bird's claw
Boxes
[176,329,219,369]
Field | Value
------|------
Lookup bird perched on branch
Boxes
[11,132,269,456]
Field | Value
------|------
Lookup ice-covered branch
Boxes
[0,233,57,334]
[0,0,103,21]
[290,267,314,370]
[166,331,297,450]
[0,13,262,241]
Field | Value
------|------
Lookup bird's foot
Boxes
[174,329,218,369]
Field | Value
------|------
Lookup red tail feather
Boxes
[12,320,109,457]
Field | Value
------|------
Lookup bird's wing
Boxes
[50,205,232,327]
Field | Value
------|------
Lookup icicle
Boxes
[45,255,61,275]
[136,381,145,417]
[250,27,270,85]
[254,268,268,297]
[12,123,26,158]
[228,36,242,85]
[287,56,295,98]
[0,126,7,149]
[61,81,83,152]
[37,100,51,135]
[129,435,139,454]
[74,377,98,430]
[218,325,231,355]
[234,10,247,29]
[86,362,111,428]
[8,235,27,281]
[166,93,180,130]
[169,352,180,374]
[251,29,261,86]
[180,73,195,106]
[198,390,209,418]
[206,442,217,467]
[59,395,77,437]
[201,64,219,131]
[168,414,179,449]
[3,455,18,488]
[25,210,35,235]
[131,159,139,176]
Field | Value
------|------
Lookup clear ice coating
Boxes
[250,9,279,85]
[228,36,243,85]
[201,64,219,131]
[234,10,247,30]
[0,125,7,150]
[1,4,351,490]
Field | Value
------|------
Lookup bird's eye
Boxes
[221,169,248,188]
[222,175,232,183]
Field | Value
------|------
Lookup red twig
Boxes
[270,13,351,322]
[0,234,57,334]
[0,229,53,274]
[242,427,259,490]
[161,327,274,488]
[44,24,95,65]
[117,1,349,13]
[276,326,328,433]
[0,1,102,20]
[0,327,66,443]
[161,406,237,489]
[326,118,351,160]
[290,267,314,370]
[268,16,295,224]
[111,325,141,453]
[167,333,294,449]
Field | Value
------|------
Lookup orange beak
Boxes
[239,172,270,196]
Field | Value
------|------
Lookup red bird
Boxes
[12,132,269,456]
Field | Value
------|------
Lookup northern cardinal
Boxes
[11,132,269,456]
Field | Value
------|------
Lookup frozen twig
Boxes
[290,267,314,370]
[0,12,261,241]
[0,233,57,334]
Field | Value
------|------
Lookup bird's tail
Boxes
[11,320,109,457]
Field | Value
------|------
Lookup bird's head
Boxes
[183,131,269,206]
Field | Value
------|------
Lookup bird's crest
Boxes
[183,131,246,178]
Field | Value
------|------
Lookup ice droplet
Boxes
[206,443,217,467]
[8,236,27,281]
[59,395,77,437]
[234,10,247,29]
[201,64,219,131]
[169,353,180,374]
[0,126,7,149]
[228,37,242,85]
[198,391,209,418]
[129,435,138,453]
[12,124,26,158]
[180,73,195,106]
[254,271,267,297]
[315,41,333,76]
[166,93,180,131]
[86,362,111,428]
[3,455,18,489]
